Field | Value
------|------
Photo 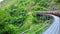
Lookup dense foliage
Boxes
[0,0,59,34]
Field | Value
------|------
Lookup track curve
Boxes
[42,14,60,34]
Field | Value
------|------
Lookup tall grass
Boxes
[0,0,59,34]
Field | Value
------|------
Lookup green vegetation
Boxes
[0,0,59,34]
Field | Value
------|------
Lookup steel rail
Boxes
[42,14,60,34]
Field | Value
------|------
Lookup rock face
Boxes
[42,14,60,34]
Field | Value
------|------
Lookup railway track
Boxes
[42,14,60,34]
